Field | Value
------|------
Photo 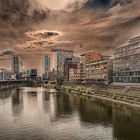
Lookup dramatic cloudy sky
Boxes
[0,0,140,72]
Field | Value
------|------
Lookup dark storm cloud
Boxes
[0,0,51,65]
[0,50,15,57]
[0,0,140,70]
[1,51,15,55]
[63,0,139,54]
[0,0,48,24]
[0,0,49,44]
[84,0,111,9]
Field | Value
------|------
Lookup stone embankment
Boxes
[62,84,140,110]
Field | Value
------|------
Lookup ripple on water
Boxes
[0,87,140,140]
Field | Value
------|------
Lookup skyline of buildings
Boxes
[0,35,140,84]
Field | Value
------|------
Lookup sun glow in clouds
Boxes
[26,30,60,40]
[32,0,84,10]
[17,30,61,50]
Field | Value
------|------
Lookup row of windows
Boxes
[113,71,140,76]
[113,53,140,62]
[113,77,140,83]
[114,48,140,59]
[114,42,140,54]
[113,67,140,72]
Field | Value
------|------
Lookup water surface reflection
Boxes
[0,87,140,140]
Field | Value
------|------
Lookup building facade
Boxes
[81,52,104,83]
[49,69,57,81]
[11,55,21,76]
[30,69,37,78]
[0,69,12,81]
[86,56,112,85]
[43,55,51,80]
[69,63,81,82]
[86,51,102,63]
[80,54,86,83]
[53,49,74,77]
[64,57,80,81]
[113,36,140,83]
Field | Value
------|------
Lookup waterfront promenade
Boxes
[62,83,140,110]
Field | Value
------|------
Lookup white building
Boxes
[0,69,12,81]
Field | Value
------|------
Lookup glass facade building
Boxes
[113,36,140,83]
[56,50,74,77]
[12,55,21,74]
[43,55,50,80]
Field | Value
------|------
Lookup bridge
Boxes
[0,80,48,87]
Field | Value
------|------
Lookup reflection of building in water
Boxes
[12,89,23,116]
[42,92,73,120]
[41,91,57,120]
[113,106,140,140]
[0,88,15,99]
[55,93,73,117]
[43,91,50,101]
[42,91,50,113]
[49,94,57,119]
[78,98,112,124]
[28,92,37,97]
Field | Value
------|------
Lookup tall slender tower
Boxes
[11,55,21,75]
[43,55,51,80]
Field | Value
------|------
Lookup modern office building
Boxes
[64,57,80,81]
[0,69,12,81]
[69,63,81,82]
[49,69,57,81]
[86,51,102,63]
[11,55,21,74]
[43,55,51,80]
[86,55,113,85]
[80,54,86,83]
[80,51,112,85]
[11,55,22,79]
[30,69,37,78]
[52,49,74,77]
[113,36,140,83]
[80,52,103,83]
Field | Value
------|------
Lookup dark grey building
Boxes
[30,69,37,78]
[12,55,21,74]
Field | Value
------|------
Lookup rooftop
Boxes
[114,35,140,50]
